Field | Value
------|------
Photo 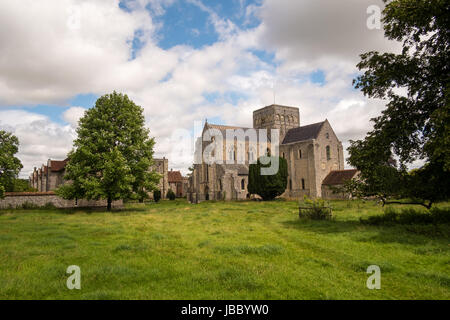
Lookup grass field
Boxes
[0,199,449,299]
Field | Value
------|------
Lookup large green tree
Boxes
[248,156,288,201]
[0,130,23,198]
[348,0,450,206]
[57,92,160,210]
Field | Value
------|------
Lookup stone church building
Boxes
[187,104,345,203]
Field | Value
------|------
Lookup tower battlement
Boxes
[252,104,300,141]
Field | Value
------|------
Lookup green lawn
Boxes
[0,199,449,299]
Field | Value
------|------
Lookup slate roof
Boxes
[282,121,325,144]
[322,169,358,186]
[168,170,183,183]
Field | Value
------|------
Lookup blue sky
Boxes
[9,0,291,126]
[0,0,393,175]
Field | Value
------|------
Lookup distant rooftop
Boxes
[168,170,183,182]
[322,169,358,186]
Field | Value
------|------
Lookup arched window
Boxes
[276,114,280,121]
[282,152,285,158]
[298,149,302,159]
[301,178,305,190]
[325,133,329,139]
[326,145,331,160]
[266,148,271,156]
[289,179,292,190]
[241,179,245,190]
[248,148,255,163]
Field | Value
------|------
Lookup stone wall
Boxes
[0,192,123,209]
[151,158,169,199]
[321,185,351,200]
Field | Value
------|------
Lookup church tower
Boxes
[253,104,300,141]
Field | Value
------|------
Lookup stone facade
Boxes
[29,157,169,201]
[281,120,344,198]
[150,158,169,199]
[0,192,123,209]
[321,169,359,199]
[187,104,345,202]
[29,159,67,192]
[168,169,185,197]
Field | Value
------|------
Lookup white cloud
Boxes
[0,0,401,175]
[0,110,75,178]
[253,0,401,73]
[62,107,87,128]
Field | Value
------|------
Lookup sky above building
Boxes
[0,0,398,177]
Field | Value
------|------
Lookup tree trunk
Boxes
[107,197,112,211]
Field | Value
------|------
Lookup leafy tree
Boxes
[0,130,23,198]
[248,156,288,201]
[12,179,36,192]
[167,188,176,200]
[56,92,160,210]
[153,189,161,202]
[349,0,450,207]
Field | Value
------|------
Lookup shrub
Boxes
[299,196,332,220]
[167,189,176,200]
[42,202,56,210]
[21,201,39,209]
[153,190,161,202]
[361,207,450,225]
[248,156,288,201]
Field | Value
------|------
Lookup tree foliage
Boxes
[167,188,176,200]
[0,130,23,198]
[56,92,160,210]
[153,189,161,202]
[248,156,288,201]
[349,0,450,206]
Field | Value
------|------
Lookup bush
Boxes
[299,196,332,220]
[167,189,176,200]
[21,201,39,209]
[153,190,161,202]
[361,207,450,225]
[42,202,56,210]
[248,156,288,201]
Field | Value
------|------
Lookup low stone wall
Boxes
[0,192,123,209]
[321,185,350,200]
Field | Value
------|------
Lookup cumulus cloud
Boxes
[254,0,401,73]
[0,110,75,178]
[62,107,87,128]
[0,0,400,176]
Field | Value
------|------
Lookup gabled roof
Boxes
[282,121,325,144]
[322,169,358,186]
[206,123,251,131]
[168,170,183,183]
[50,159,68,172]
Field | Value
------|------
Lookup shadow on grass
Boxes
[281,218,450,245]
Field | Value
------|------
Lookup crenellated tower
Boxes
[253,104,300,142]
